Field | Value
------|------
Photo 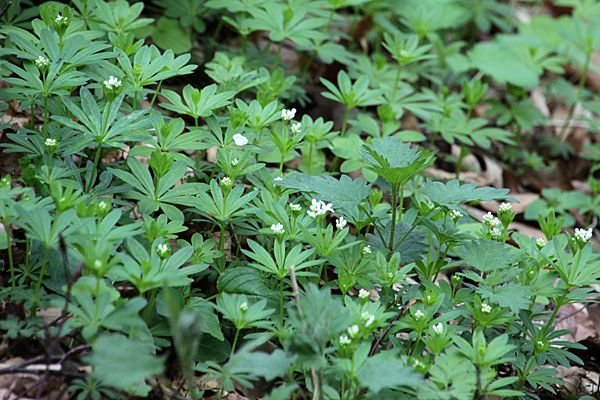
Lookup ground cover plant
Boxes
[1,0,600,399]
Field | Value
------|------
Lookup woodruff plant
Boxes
[0,0,598,399]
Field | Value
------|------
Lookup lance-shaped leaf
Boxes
[361,137,435,186]
[275,172,371,211]
[423,179,518,207]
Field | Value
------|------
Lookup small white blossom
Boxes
[290,203,302,211]
[347,324,359,338]
[358,288,370,300]
[98,200,110,211]
[536,340,544,348]
[450,209,463,220]
[157,243,170,258]
[414,310,424,320]
[271,222,285,234]
[490,227,502,240]
[231,158,239,166]
[413,359,425,368]
[240,302,248,312]
[55,14,68,23]
[233,133,248,146]
[536,238,546,248]
[482,212,500,227]
[220,176,232,187]
[291,122,301,133]
[339,334,351,346]
[481,303,492,313]
[307,199,334,218]
[432,323,444,335]
[103,76,122,90]
[365,315,375,327]
[574,227,593,243]
[35,56,50,68]
[361,245,371,255]
[336,217,347,229]
[274,176,283,181]
[498,202,512,212]
[44,138,57,147]
[281,108,296,121]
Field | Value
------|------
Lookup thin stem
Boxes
[391,65,402,103]
[33,246,50,302]
[230,328,241,357]
[149,80,163,108]
[43,96,48,139]
[272,41,284,71]
[388,183,400,253]
[558,50,592,142]
[280,275,285,328]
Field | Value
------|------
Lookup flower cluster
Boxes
[55,14,68,24]
[574,227,593,243]
[449,209,463,221]
[307,199,334,218]
[45,138,57,147]
[481,303,492,313]
[432,323,444,335]
[104,76,122,90]
[35,56,50,69]
[361,311,375,327]
[536,237,546,248]
[290,203,302,212]
[347,324,359,338]
[490,227,502,240]
[271,222,285,234]
[291,122,301,134]
[361,245,371,255]
[281,108,296,121]
[220,176,232,188]
[482,212,501,228]
[358,288,370,300]
[498,202,511,212]
[336,217,347,229]
[157,242,171,259]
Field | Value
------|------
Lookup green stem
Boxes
[280,275,285,328]
[455,143,466,179]
[144,288,158,323]
[558,50,592,142]
[149,80,163,108]
[391,65,402,103]
[132,90,138,111]
[272,41,283,71]
[230,328,240,357]
[388,183,400,253]
[33,246,50,302]
[299,9,335,79]
[43,96,48,139]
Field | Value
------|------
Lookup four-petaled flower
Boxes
[281,108,296,121]
[104,76,122,90]
[336,217,347,229]
[481,303,492,313]
[271,222,285,234]
[291,122,301,133]
[231,158,239,166]
[233,133,248,146]
[157,242,170,258]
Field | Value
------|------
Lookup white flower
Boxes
[450,209,463,220]
[336,217,347,229]
[358,288,370,300]
[481,303,492,313]
[339,334,351,346]
[414,310,424,320]
[365,315,375,327]
[233,133,248,146]
[98,200,110,211]
[220,176,232,187]
[240,302,248,312]
[413,359,424,368]
[44,138,57,147]
[432,323,444,335]
[281,108,296,121]
[103,76,122,90]
[536,237,546,248]
[490,227,502,240]
[55,14,68,23]
[347,324,359,338]
[361,245,371,255]
[482,212,500,227]
[231,158,239,166]
[290,203,302,211]
[574,227,593,243]
[35,56,50,68]
[271,222,285,234]
[274,176,283,181]
[291,122,301,133]
[307,199,334,218]
[536,340,544,348]
[157,243,170,258]
[498,202,512,212]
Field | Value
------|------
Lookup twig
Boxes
[556,303,590,324]
[0,2,12,19]
[369,301,409,357]
[289,265,302,316]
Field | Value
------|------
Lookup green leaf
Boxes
[276,173,371,211]
[217,267,271,296]
[188,297,224,340]
[361,137,435,186]
[86,334,164,393]
[469,41,540,87]
[476,282,534,313]
[357,353,422,393]
[151,17,192,54]
[423,179,517,207]
[460,239,523,273]
[231,350,296,381]
[367,221,428,263]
